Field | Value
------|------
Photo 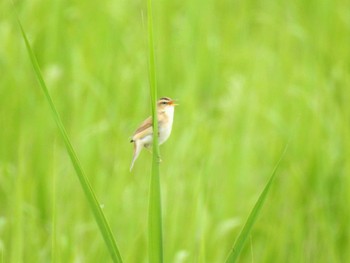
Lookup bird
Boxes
[129,97,177,171]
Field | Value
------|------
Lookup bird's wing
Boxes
[132,116,153,141]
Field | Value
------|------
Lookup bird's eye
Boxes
[162,102,167,105]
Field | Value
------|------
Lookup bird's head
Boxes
[157,97,178,111]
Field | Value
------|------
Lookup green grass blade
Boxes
[147,0,163,261]
[225,145,288,263]
[16,18,123,263]
[51,143,57,263]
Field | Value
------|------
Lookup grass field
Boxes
[1,0,350,262]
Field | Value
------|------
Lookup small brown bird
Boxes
[129,97,177,171]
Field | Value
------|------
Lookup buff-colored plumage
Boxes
[129,97,177,171]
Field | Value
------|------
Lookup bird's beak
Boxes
[170,100,179,106]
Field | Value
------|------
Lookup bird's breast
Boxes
[158,107,174,145]
[159,123,173,145]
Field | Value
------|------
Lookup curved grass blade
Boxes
[225,145,288,263]
[16,17,123,263]
[147,0,163,261]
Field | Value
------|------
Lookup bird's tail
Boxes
[130,141,142,171]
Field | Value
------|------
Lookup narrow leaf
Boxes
[147,0,163,261]
[225,145,288,263]
[16,17,123,263]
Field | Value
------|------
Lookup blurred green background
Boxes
[1,0,350,262]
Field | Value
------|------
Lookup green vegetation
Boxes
[17,16,123,263]
[225,145,287,262]
[147,0,163,262]
[1,0,350,262]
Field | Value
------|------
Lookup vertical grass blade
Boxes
[147,0,163,261]
[225,145,288,263]
[51,143,57,263]
[16,18,123,263]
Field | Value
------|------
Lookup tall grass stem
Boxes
[16,16,123,263]
[225,144,289,262]
[147,0,163,261]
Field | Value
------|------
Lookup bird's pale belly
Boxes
[142,124,173,148]
[159,125,172,145]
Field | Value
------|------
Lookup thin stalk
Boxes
[16,16,123,263]
[147,0,163,261]
[225,144,288,262]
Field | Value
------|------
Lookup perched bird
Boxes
[129,97,177,171]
